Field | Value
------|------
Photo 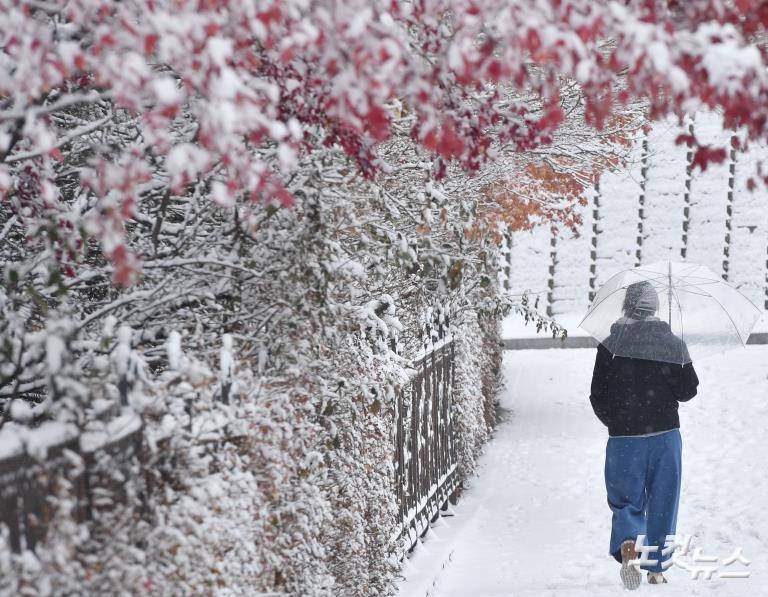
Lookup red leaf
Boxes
[100,33,116,47]
[278,188,294,208]
[110,245,140,287]
[441,126,464,160]
[539,105,565,131]
[421,126,438,152]
[49,59,68,77]
[144,34,158,55]
[111,243,126,262]
[256,5,281,26]
[487,60,505,82]
[428,119,464,160]
[121,196,136,218]
[691,146,727,171]
[526,29,541,54]
[159,104,179,119]
[365,104,390,143]
[204,22,222,37]
[617,90,630,105]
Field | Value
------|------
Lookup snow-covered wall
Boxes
[502,112,768,320]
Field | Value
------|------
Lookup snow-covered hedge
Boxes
[0,6,591,590]
[0,127,516,595]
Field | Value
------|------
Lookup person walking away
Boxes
[589,281,699,589]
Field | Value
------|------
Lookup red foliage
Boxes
[483,162,589,237]
[691,145,728,171]
[4,0,768,284]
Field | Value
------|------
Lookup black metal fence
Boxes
[0,336,459,559]
[393,338,458,554]
[0,418,144,553]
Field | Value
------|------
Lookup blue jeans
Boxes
[605,429,682,573]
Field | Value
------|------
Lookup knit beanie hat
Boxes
[622,281,659,319]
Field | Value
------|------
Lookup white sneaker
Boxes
[620,540,642,590]
[647,571,668,584]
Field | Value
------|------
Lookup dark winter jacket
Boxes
[589,320,699,437]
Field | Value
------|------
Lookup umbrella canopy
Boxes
[579,261,762,365]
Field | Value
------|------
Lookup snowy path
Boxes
[397,347,768,597]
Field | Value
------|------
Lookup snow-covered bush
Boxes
[0,134,515,595]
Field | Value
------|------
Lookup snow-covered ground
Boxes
[397,347,768,597]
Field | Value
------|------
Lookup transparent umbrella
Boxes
[579,261,762,365]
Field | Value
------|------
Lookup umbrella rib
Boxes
[633,264,701,278]
[674,286,715,297]
[641,275,734,295]
[631,272,715,290]
[579,285,630,326]
[712,281,764,314]
[644,273,724,288]
[691,285,750,345]
[632,268,722,285]
[670,279,728,289]
[630,271,670,284]
[669,284,687,365]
